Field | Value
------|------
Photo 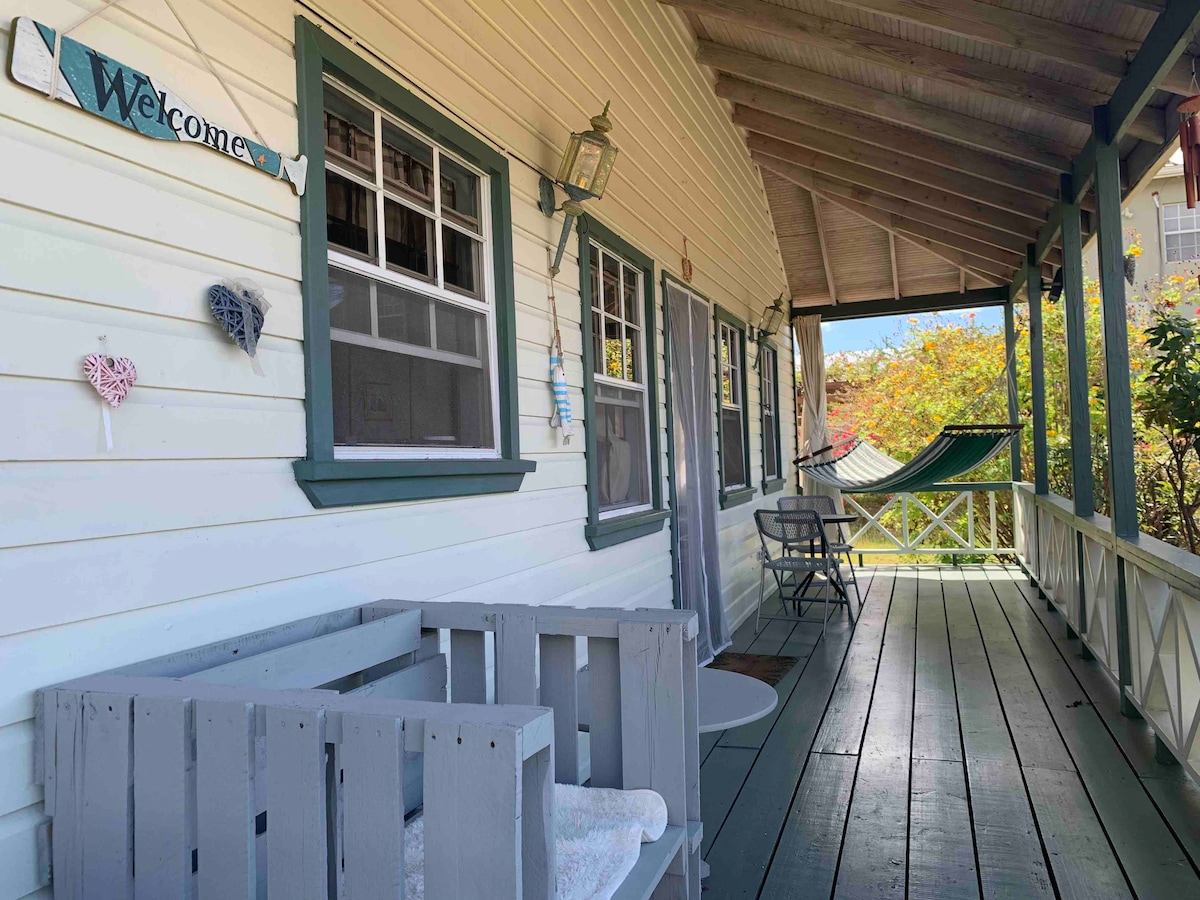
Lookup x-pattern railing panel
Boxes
[842,488,1012,557]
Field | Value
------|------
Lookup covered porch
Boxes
[700,563,1200,899]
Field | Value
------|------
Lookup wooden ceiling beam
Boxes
[811,194,839,304]
[757,154,1010,282]
[665,2,1165,142]
[716,77,1070,204]
[748,133,1037,237]
[758,154,1064,266]
[734,107,1051,221]
[797,287,1009,321]
[698,43,1073,172]
[814,0,1139,81]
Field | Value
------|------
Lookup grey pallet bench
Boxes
[35,600,702,899]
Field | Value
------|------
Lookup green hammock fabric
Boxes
[796,426,1021,494]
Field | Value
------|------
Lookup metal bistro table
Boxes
[785,511,858,609]
[697,665,778,879]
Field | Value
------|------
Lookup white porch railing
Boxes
[1015,483,1200,778]
[842,482,1015,558]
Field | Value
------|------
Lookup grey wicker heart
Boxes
[208,283,266,356]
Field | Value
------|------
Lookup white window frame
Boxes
[719,321,748,490]
[1164,201,1200,263]
[324,75,502,461]
[591,240,654,521]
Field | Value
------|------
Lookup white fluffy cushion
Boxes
[404,783,669,900]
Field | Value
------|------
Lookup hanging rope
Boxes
[547,249,573,445]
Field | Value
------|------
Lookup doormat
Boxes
[707,652,798,687]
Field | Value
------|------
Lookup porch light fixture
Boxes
[752,294,787,343]
[539,102,620,276]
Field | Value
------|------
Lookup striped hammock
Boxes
[795,425,1022,494]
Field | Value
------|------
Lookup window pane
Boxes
[764,410,779,480]
[442,226,482,297]
[602,253,621,316]
[605,318,623,379]
[381,120,433,209]
[328,266,372,335]
[592,311,604,375]
[384,199,434,280]
[326,170,376,260]
[623,266,639,324]
[721,406,746,489]
[330,269,494,450]
[324,87,375,178]
[435,301,481,357]
[625,328,640,383]
[589,245,601,311]
[377,282,430,347]
[440,157,481,231]
[595,383,650,514]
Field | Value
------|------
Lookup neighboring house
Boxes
[1085,151,1199,290]
[0,4,796,895]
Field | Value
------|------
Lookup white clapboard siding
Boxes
[0,0,790,894]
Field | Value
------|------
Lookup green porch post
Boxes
[1004,302,1022,482]
[1060,176,1095,518]
[1094,104,1139,715]
[1027,246,1049,496]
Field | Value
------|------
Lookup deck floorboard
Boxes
[701,565,1200,900]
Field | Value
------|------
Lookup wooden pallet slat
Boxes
[194,698,256,900]
[133,695,192,900]
[341,712,405,899]
[539,633,580,784]
[265,706,328,900]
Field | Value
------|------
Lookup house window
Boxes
[760,343,784,493]
[324,80,496,455]
[578,218,668,550]
[292,20,533,508]
[1164,202,1200,262]
[715,307,753,508]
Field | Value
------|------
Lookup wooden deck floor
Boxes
[700,565,1200,900]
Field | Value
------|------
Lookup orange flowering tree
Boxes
[819,266,1200,555]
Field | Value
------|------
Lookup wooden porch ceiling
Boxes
[664,0,1197,312]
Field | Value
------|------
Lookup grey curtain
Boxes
[667,282,730,663]
[796,315,844,512]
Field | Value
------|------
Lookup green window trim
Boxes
[759,340,785,494]
[292,18,532,509]
[714,304,754,510]
[577,216,666,550]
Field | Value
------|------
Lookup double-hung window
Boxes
[1164,202,1200,262]
[715,307,753,508]
[760,343,784,494]
[578,217,668,549]
[293,20,533,508]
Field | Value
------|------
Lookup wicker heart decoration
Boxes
[208,282,266,356]
[83,354,137,408]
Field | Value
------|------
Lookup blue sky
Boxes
[818,305,1004,355]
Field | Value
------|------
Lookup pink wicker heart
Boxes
[83,354,137,408]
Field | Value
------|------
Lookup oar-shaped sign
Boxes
[9,17,307,195]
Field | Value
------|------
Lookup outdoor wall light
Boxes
[539,102,619,276]
[751,293,787,343]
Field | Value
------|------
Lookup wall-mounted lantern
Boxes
[751,294,787,343]
[539,102,619,276]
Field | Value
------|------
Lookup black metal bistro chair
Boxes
[778,494,863,613]
[754,509,849,638]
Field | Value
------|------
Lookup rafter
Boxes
[811,194,838,304]
[757,154,1007,282]
[748,133,1037,237]
[716,77,1066,203]
[698,43,1073,173]
[662,1,1165,142]
[888,233,900,301]
[734,107,1051,221]
[815,0,1138,81]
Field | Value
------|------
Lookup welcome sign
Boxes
[9,17,307,195]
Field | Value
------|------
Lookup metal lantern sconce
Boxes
[751,294,787,343]
[539,102,620,276]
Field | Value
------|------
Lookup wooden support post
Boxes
[1061,175,1095,518]
[1004,302,1022,481]
[1095,104,1140,716]
[1028,245,1049,496]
